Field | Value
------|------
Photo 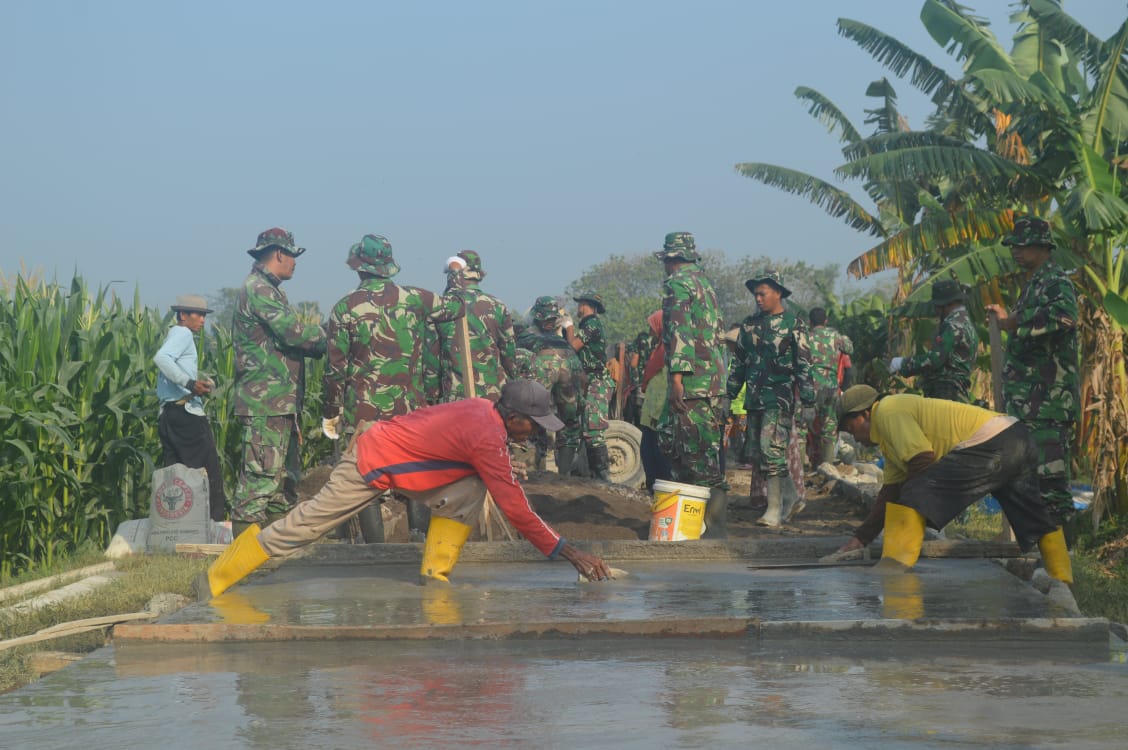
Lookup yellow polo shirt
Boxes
[870,394,999,484]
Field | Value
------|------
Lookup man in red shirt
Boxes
[202,380,612,598]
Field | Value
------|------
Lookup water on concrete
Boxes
[1,638,1126,749]
[157,558,1064,631]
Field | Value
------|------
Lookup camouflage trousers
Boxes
[554,395,583,450]
[1026,420,1075,525]
[658,396,726,488]
[746,408,793,478]
[233,415,302,524]
[795,386,838,461]
[581,372,612,448]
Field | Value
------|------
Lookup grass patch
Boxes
[0,553,208,694]
[0,542,111,589]
[944,502,1004,541]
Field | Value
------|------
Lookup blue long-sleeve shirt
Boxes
[154,325,204,416]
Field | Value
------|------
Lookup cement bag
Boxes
[146,464,210,552]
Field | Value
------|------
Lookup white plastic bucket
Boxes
[649,479,710,541]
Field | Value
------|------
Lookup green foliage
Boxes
[0,274,329,576]
[562,252,842,343]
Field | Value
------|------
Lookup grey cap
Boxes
[836,384,878,430]
[499,379,565,432]
[170,294,213,314]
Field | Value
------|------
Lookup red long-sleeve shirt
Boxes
[354,398,564,557]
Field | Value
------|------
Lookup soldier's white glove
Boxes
[560,314,574,330]
[322,416,341,440]
[889,356,904,373]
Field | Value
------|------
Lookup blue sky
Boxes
[1,1,1123,316]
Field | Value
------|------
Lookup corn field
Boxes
[0,274,326,577]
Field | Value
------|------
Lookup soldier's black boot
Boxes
[701,486,729,539]
[556,446,577,476]
[589,445,612,482]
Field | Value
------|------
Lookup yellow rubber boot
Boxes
[1038,527,1074,584]
[877,503,926,571]
[205,523,270,598]
[420,516,473,583]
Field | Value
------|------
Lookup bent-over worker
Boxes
[202,380,612,598]
[828,385,1072,584]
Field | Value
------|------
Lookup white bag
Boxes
[146,464,211,552]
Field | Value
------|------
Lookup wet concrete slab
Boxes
[116,551,1104,644]
[3,638,1126,749]
[5,542,1124,748]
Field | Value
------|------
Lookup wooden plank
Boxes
[175,543,227,556]
[987,311,1016,543]
[0,611,155,652]
[0,562,117,604]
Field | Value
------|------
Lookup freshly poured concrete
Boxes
[117,553,1100,643]
[3,639,1127,749]
[4,543,1124,748]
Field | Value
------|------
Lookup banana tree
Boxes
[735,0,1128,521]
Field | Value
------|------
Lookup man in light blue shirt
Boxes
[154,294,226,521]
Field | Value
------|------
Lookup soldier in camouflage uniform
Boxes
[804,307,853,465]
[624,326,657,426]
[727,271,815,527]
[890,279,979,403]
[986,216,1080,533]
[521,296,585,474]
[655,232,729,537]
[321,235,467,540]
[563,291,612,480]
[232,228,328,534]
[435,250,518,402]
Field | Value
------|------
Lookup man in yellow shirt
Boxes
[829,385,1071,583]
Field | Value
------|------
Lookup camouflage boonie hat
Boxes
[457,250,486,280]
[745,270,792,299]
[347,234,400,277]
[531,295,562,323]
[930,279,966,306]
[247,227,305,257]
[573,291,606,315]
[836,384,879,430]
[653,231,701,263]
[1001,215,1055,249]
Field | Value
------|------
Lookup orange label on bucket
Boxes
[649,491,707,541]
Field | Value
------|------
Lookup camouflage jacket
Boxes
[1002,261,1080,424]
[574,313,608,374]
[626,329,658,389]
[435,283,517,401]
[726,306,814,413]
[322,277,465,424]
[525,331,583,423]
[808,325,853,391]
[233,264,327,417]
[902,305,979,401]
[661,263,726,399]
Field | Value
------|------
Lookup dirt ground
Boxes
[298,463,868,543]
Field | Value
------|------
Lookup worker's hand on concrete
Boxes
[560,543,611,581]
[818,536,865,563]
[889,356,904,374]
[322,416,341,440]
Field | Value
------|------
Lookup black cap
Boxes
[499,380,565,431]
